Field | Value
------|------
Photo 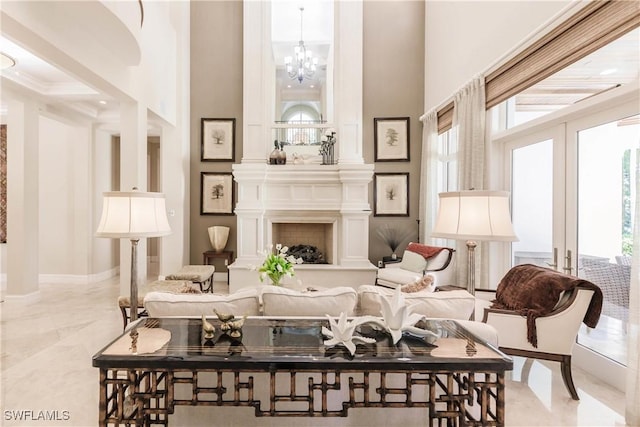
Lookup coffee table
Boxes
[93,317,512,426]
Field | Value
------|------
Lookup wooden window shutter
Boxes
[484,0,640,110]
[437,102,454,134]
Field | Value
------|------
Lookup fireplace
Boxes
[229,163,377,292]
[272,222,335,264]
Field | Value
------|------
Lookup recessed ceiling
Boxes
[0,36,117,118]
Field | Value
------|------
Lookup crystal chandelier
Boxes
[284,7,318,83]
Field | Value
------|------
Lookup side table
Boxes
[203,250,234,285]
[381,256,402,267]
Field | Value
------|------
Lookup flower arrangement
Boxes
[256,244,303,286]
[319,131,336,165]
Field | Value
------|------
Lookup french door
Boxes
[503,99,638,369]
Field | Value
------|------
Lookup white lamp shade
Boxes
[96,190,171,238]
[432,191,518,242]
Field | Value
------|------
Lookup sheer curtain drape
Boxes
[418,110,439,244]
[452,75,488,289]
[626,148,640,425]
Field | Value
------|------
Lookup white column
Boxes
[242,0,273,163]
[334,0,363,165]
[6,98,39,296]
[159,122,187,277]
[119,102,148,296]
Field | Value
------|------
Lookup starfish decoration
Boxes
[322,313,377,356]
[377,287,439,345]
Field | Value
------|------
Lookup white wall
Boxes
[38,116,74,275]
[424,0,572,110]
[1,1,190,291]
[38,116,94,277]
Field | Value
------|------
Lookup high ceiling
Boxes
[1,24,638,122]
[0,36,117,120]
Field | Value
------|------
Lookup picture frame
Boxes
[374,173,409,217]
[374,117,410,162]
[200,172,234,215]
[201,118,235,161]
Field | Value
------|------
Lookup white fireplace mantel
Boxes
[229,163,376,292]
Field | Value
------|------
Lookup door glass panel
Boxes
[576,115,638,366]
[511,140,554,268]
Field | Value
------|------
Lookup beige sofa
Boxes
[144,285,475,319]
[142,284,495,345]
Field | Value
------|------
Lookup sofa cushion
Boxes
[400,250,428,273]
[376,267,423,289]
[261,286,358,316]
[143,288,260,317]
[358,285,474,320]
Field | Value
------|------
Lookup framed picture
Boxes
[374,117,410,162]
[200,172,234,215]
[374,173,409,217]
[201,118,235,161]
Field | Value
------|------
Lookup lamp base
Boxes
[466,240,477,320]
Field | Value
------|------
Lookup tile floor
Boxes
[0,277,628,426]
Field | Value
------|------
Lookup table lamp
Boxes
[96,188,171,352]
[431,190,517,296]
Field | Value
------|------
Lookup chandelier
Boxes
[284,7,318,83]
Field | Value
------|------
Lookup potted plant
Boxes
[375,224,414,259]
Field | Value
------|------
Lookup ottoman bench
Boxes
[117,279,196,329]
[165,265,216,292]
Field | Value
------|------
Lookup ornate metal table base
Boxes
[99,368,505,426]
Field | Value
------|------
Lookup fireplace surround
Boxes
[228,163,377,292]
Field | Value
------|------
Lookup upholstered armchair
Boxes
[375,243,455,289]
[482,264,602,400]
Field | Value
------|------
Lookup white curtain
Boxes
[419,109,439,244]
[452,75,487,289]
[626,147,640,425]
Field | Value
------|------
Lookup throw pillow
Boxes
[177,283,202,294]
[401,274,436,293]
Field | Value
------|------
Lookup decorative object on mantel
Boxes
[251,244,303,286]
[269,140,287,165]
[291,152,314,165]
[320,131,336,165]
[208,225,230,253]
[322,313,377,356]
[376,224,413,259]
[201,315,216,339]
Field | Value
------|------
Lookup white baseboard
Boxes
[4,290,41,303]
[38,268,119,285]
[574,344,625,392]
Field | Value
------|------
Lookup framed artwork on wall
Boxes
[374,172,409,217]
[200,172,234,215]
[201,118,235,161]
[374,117,410,162]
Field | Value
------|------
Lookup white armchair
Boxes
[482,287,596,400]
[375,244,455,289]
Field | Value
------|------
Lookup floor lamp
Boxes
[431,190,517,299]
[96,188,171,353]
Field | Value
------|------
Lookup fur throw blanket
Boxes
[491,264,603,348]
[406,242,448,259]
